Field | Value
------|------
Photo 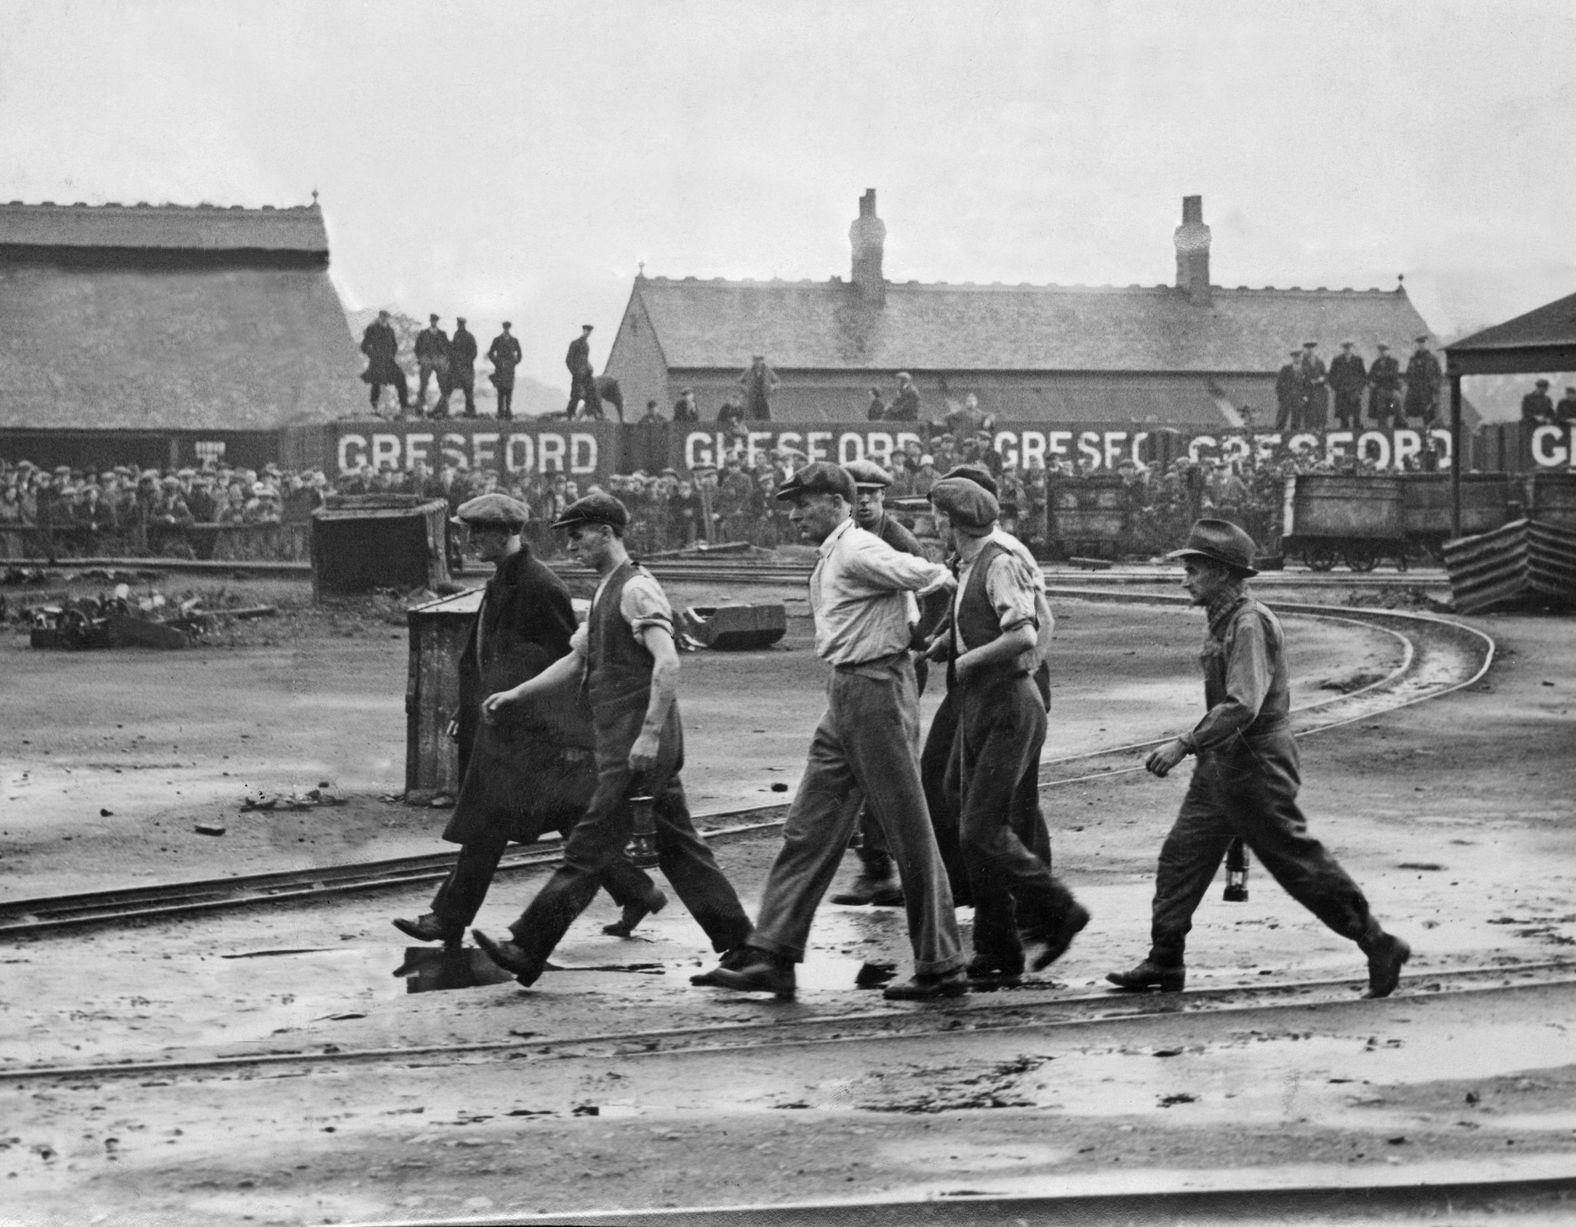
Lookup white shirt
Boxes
[810,518,951,666]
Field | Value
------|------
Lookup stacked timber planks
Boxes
[1443,519,1576,614]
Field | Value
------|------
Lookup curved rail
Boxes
[0,602,1492,939]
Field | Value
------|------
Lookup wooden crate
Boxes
[311,497,450,598]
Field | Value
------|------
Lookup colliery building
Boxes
[0,201,360,454]
[606,192,1439,427]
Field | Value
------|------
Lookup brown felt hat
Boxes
[1167,518,1259,576]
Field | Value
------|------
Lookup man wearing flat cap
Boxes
[1556,386,1576,425]
[1404,335,1441,426]
[1367,343,1402,429]
[1273,351,1302,431]
[887,372,921,422]
[395,493,665,947]
[438,316,478,418]
[1297,342,1327,431]
[694,462,968,1001]
[565,324,601,419]
[471,492,752,986]
[928,477,1087,984]
[1521,379,1555,426]
[414,314,451,417]
[487,322,522,420]
[824,458,934,908]
[737,354,779,422]
[1107,519,1410,999]
[359,309,410,416]
[1329,341,1368,432]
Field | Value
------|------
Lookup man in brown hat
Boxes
[393,493,663,946]
[470,492,752,986]
[692,462,967,1001]
[1107,519,1411,998]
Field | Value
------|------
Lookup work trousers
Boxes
[430,832,656,931]
[371,369,409,411]
[1148,727,1377,965]
[506,725,751,964]
[949,675,1078,966]
[1333,390,1364,430]
[496,386,513,419]
[566,372,602,419]
[418,359,445,406]
[439,369,476,416]
[750,657,963,975]
[924,677,1052,906]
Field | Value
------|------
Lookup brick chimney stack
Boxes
[1174,195,1212,306]
[849,189,886,306]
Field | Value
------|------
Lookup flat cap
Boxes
[928,477,999,534]
[774,461,855,503]
[842,458,892,489]
[452,492,530,528]
[939,464,998,496]
[429,313,440,322]
[1535,379,1550,387]
[1415,334,1429,344]
[1167,518,1259,577]
[552,491,628,531]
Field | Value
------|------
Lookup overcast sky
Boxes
[3,0,1574,392]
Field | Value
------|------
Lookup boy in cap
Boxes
[693,462,967,1001]
[395,493,664,947]
[1107,519,1410,998]
[471,492,752,985]
[928,476,1087,985]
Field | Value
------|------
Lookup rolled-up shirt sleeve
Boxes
[1184,616,1272,751]
[985,554,1038,634]
[619,572,675,640]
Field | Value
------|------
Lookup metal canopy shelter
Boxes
[1445,290,1576,534]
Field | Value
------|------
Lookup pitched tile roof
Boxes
[0,202,328,253]
[0,263,361,429]
[634,277,1434,375]
[1448,289,1576,353]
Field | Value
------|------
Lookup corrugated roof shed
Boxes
[634,277,1434,374]
[0,202,329,252]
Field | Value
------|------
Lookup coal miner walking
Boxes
[470,493,753,987]
[692,462,968,1002]
[392,493,664,947]
[1107,519,1411,998]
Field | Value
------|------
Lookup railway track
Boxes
[0,603,1492,941]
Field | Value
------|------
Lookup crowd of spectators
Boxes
[1,425,1450,567]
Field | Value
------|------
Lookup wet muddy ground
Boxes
[2,573,1574,1224]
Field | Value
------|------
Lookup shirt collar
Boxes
[817,516,856,559]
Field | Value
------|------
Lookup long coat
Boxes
[359,320,402,382]
[442,546,596,846]
[487,333,522,389]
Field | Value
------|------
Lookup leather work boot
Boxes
[470,929,546,988]
[1361,932,1412,999]
[689,946,755,987]
[696,949,797,1000]
[1029,902,1091,971]
[883,968,969,1001]
[392,913,461,945]
[603,886,668,938]
[830,849,904,907]
[965,954,1024,990]
[1105,958,1186,993]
